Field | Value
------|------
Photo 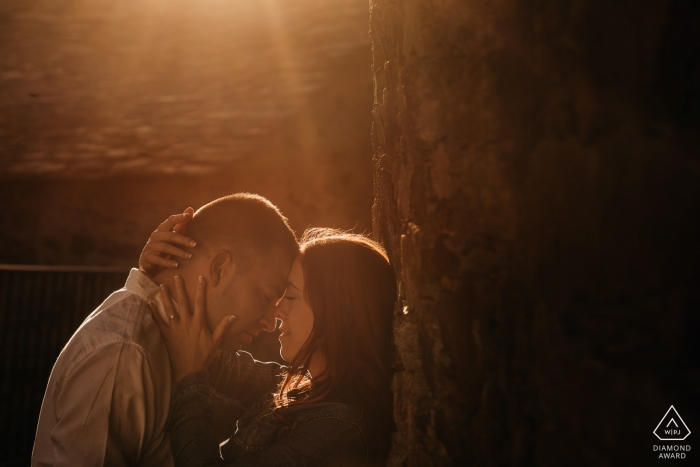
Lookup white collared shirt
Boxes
[32,269,176,467]
[124,267,180,324]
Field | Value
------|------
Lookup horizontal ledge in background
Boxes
[0,264,130,273]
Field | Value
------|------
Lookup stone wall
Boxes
[370,0,699,465]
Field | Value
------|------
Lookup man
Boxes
[32,193,298,467]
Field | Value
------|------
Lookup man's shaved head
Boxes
[185,193,299,270]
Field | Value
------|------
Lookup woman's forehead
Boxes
[286,257,305,290]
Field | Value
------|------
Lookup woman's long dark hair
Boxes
[276,228,397,457]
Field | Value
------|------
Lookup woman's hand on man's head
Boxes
[139,208,196,277]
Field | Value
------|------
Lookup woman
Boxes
[142,222,396,466]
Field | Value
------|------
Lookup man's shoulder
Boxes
[59,290,154,368]
[78,289,149,339]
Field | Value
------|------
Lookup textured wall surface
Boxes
[370,0,699,465]
[0,0,369,176]
[0,0,374,267]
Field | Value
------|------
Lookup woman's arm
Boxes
[165,372,222,467]
[167,374,368,467]
[208,350,283,410]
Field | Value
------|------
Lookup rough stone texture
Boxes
[370,0,699,465]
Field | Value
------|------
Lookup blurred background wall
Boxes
[370,0,699,465]
[0,0,374,266]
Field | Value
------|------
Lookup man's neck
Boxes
[151,270,171,285]
[151,269,194,297]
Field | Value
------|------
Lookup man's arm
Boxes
[50,343,156,467]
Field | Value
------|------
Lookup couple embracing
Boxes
[32,194,396,467]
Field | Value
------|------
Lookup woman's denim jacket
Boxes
[165,351,382,467]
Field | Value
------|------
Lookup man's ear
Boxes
[208,250,235,287]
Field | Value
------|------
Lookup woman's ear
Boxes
[208,250,235,287]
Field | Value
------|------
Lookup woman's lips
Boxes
[242,331,254,343]
[279,330,290,338]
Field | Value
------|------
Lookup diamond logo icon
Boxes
[654,406,691,441]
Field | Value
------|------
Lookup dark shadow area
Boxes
[370,0,700,465]
[0,268,129,465]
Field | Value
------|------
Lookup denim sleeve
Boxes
[165,371,222,467]
[167,373,369,467]
[207,351,284,410]
[235,416,369,467]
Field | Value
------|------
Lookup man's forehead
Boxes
[251,247,295,291]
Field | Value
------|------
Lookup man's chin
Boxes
[219,337,244,353]
[219,331,253,353]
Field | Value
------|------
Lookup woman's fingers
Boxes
[146,242,192,260]
[159,284,177,325]
[173,276,191,319]
[212,315,237,347]
[149,231,197,249]
[139,212,196,277]
[148,302,169,333]
[194,276,206,323]
[156,212,191,233]
[139,211,196,278]
[173,207,194,234]
[144,251,179,269]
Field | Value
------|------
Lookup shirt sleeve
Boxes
[207,351,284,410]
[50,342,156,467]
[167,372,368,467]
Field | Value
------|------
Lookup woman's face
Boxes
[275,255,314,362]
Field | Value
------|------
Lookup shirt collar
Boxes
[124,268,179,326]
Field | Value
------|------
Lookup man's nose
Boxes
[273,299,287,320]
[258,305,277,332]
